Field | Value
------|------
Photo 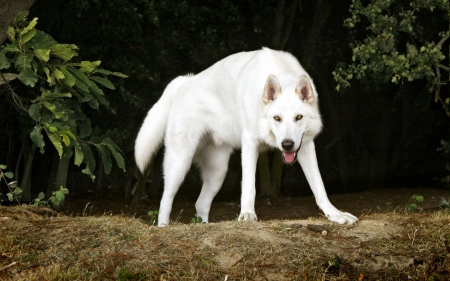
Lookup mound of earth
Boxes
[0,202,449,280]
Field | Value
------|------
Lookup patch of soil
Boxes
[0,205,449,280]
[1,187,449,280]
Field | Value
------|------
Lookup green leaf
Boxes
[47,131,63,157]
[102,137,122,152]
[74,78,90,93]
[0,52,11,70]
[34,49,50,62]
[61,130,76,141]
[4,172,13,179]
[30,125,45,153]
[20,17,38,36]
[14,11,29,25]
[103,138,125,171]
[81,166,95,180]
[407,203,418,211]
[7,193,14,201]
[81,142,96,173]
[7,26,15,42]
[111,72,128,78]
[0,164,6,169]
[89,85,109,106]
[60,187,69,194]
[67,66,91,85]
[38,192,45,200]
[90,76,116,90]
[43,66,52,83]
[18,68,38,87]
[19,28,36,45]
[48,125,58,132]
[31,30,58,49]
[43,101,64,119]
[55,190,65,201]
[53,68,65,80]
[88,80,105,96]
[69,66,92,93]
[96,145,112,174]
[32,92,72,102]
[59,132,71,146]
[76,60,101,73]
[28,103,41,121]
[93,68,113,75]
[50,44,78,61]
[59,66,76,87]
[48,120,69,131]
[74,145,84,166]
[14,187,22,195]
[15,53,34,70]
[3,41,19,52]
[87,98,99,109]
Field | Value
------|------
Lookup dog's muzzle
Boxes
[281,135,303,164]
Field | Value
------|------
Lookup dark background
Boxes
[1,0,449,203]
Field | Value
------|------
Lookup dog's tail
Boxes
[134,75,190,173]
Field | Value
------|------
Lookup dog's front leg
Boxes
[298,141,358,224]
[238,132,259,221]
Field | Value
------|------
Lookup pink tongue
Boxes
[283,152,296,163]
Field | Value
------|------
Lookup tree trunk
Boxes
[258,151,274,197]
[257,0,300,198]
[20,142,36,202]
[51,154,71,210]
[271,0,299,50]
[14,144,23,187]
[46,151,59,198]
[270,152,283,196]
[96,160,104,191]
[0,0,36,44]
[300,0,332,68]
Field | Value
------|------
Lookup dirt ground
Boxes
[0,187,449,281]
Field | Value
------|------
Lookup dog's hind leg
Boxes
[194,145,232,223]
[157,126,201,227]
[157,149,194,227]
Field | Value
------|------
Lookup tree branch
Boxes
[0,72,28,112]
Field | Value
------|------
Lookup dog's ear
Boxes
[296,75,313,105]
[263,74,281,104]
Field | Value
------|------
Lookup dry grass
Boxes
[0,206,449,281]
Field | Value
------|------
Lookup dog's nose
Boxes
[281,140,294,151]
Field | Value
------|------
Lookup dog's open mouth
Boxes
[281,134,304,164]
[282,151,297,164]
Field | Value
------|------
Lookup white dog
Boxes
[135,48,358,226]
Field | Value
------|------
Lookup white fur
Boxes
[135,48,358,227]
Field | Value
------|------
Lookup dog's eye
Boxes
[295,114,303,121]
[273,116,281,122]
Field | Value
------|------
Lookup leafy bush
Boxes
[333,0,449,114]
[0,11,127,184]
[0,164,67,206]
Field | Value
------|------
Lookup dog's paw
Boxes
[238,212,258,222]
[158,222,169,228]
[325,210,358,224]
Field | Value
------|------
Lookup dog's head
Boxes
[262,74,321,164]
